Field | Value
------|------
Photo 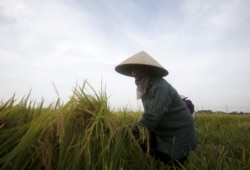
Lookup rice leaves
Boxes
[0,81,250,169]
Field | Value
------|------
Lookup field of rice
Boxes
[1,82,250,170]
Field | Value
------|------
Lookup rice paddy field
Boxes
[1,82,250,170]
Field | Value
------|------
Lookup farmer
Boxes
[180,94,195,118]
[115,51,197,166]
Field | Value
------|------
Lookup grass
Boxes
[189,114,250,170]
[0,81,250,169]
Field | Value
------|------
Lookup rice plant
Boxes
[0,82,250,169]
[0,81,163,170]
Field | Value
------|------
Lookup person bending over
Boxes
[115,51,197,167]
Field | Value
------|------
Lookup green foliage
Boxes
[189,114,250,169]
[0,82,250,169]
[0,81,161,170]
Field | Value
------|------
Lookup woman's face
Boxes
[131,68,142,77]
[130,66,148,80]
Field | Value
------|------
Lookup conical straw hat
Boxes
[179,94,187,100]
[115,51,168,77]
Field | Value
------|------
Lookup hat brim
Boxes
[115,63,168,77]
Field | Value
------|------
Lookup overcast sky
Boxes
[1,0,250,112]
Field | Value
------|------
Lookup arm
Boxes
[137,81,168,130]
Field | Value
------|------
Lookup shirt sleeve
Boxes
[137,81,168,130]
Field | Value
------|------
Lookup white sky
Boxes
[1,0,250,112]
